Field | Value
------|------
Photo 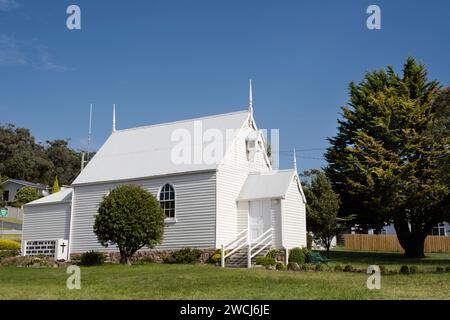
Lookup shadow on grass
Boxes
[326,250,450,266]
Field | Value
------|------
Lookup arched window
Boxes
[159,184,175,219]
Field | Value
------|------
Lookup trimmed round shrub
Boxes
[255,256,276,267]
[287,262,300,271]
[409,266,418,274]
[210,253,221,264]
[301,264,309,271]
[334,264,343,272]
[399,265,410,275]
[163,248,202,264]
[80,251,105,266]
[94,185,165,265]
[435,267,444,273]
[276,262,285,271]
[343,265,353,272]
[445,266,450,273]
[0,239,21,250]
[289,247,306,264]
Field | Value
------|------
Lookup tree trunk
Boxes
[403,239,425,258]
[120,254,131,265]
[394,221,427,258]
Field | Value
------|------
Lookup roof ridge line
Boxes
[115,109,249,133]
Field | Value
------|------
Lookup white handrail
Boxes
[251,227,272,246]
[224,228,247,250]
[250,227,273,261]
[221,227,273,268]
[224,235,247,258]
[251,237,272,258]
[221,229,248,268]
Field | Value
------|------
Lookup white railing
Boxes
[220,227,273,268]
[248,228,272,268]
[221,229,248,268]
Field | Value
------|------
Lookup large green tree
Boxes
[326,58,450,257]
[94,185,165,265]
[13,186,41,207]
[302,170,341,256]
[45,139,81,186]
[0,125,83,186]
[0,124,53,184]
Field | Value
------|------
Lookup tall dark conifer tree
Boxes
[326,58,450,257]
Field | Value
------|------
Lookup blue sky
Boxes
[0,0,449,171]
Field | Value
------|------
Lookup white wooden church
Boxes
[22,82,307,267]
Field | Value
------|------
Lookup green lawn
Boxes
[0,251,449,300]
[327,250,450,272]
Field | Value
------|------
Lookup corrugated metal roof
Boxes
[25,187,73,206]
[73,110,250,185]
[237,170,296,201]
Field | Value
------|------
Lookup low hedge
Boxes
[255,256,276,266]
[79,251,105,266]
[163,248,202,264]
[0,255,50,267]
[288,247,310,264]
[0,239,21,251]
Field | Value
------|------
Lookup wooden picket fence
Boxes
[344,234,450,253]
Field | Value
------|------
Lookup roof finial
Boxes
[249,79,253,115]
[293,148,297,171]
[112,104,116,133]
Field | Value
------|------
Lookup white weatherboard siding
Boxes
[22,203,71,241]
[237,201,249,235]
[270,199,282,248]
[216,124,270,247]
[281,177,307,249]
[70,171,217,253]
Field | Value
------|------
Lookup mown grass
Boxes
[327,250,450,272]
[0,258,448,300]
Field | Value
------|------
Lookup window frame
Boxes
[158,183,177,224]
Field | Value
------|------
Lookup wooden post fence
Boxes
[344,234,450,253]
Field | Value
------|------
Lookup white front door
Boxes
[249,199,271,242]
